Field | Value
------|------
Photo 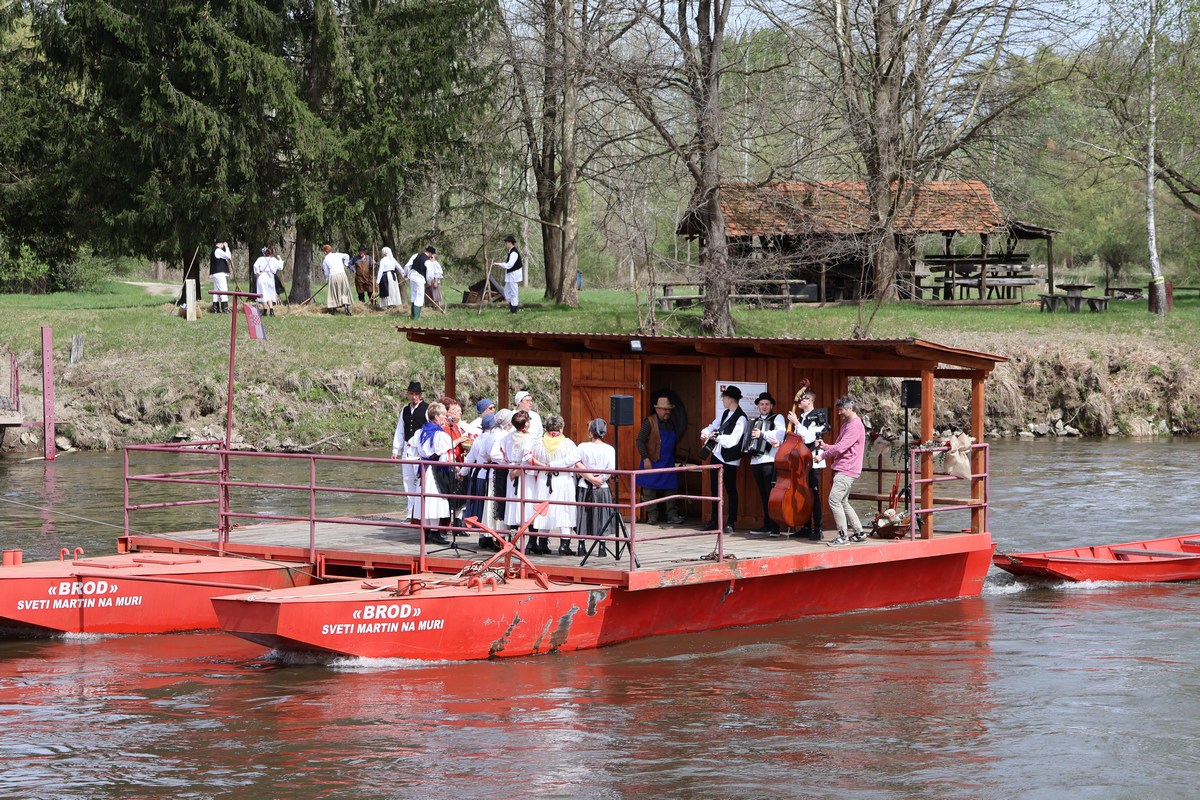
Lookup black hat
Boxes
[721,385,743,401]
[358,244,367,252]
[755,391,775,405]
[425,246,437,254]
[406,380,422,393]
[504,235,517,244]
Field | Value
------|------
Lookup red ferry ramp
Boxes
[0,551,313,635]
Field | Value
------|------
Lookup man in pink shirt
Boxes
[817,396,867,546]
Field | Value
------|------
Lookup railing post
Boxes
[309,456,317,562]
[628,472,638,571]
[217,448,229,556]
[123,448,130,538]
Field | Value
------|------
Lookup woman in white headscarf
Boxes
[253,247,279,315]
[376,247,404,309]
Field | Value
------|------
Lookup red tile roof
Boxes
[682,180,1005,238]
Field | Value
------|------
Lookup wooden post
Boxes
[69,334,84,365]
[919,369,934,538]
[445,353,457,402]
[185,279,198,320]
[1046,235,1056,294]
[497,359,510,410]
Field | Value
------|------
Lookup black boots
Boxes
[575,541,588,557]
[509,305,518,314]
[558,539,574,556]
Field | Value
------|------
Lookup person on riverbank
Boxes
[321,244,354,315]
[351,245,375,304]
[402,246,435,319]
[376,247,403,309]
[253,247,280,316]
[635,396,684,525]
[209,240,232,314]
[820,396,867,547]
[493,235,522,314]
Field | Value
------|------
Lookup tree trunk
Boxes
[290,232,313,303]
[554,0,580,307]
[1146,0,1167,317]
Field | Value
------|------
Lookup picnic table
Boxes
[1058,283,1097,313]
[922,254,1035,301]
[654,282,704,310]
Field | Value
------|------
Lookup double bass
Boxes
[768,384,815,529]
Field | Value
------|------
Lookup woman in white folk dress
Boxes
[576,418,617,558]
[253,247,279,316]
[502,409,545,554]
[376,247,404,309]
[410,402,453,546]
[531,414,583,556]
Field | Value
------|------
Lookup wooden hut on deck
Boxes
[403,328,1006,536]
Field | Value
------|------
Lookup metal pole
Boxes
[309,456,317,563]
[41,326,55,461]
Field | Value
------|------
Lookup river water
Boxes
[2,439,1200,799]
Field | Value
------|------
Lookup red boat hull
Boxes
[0,554,313,634]
[994,534,1200,582]
[213,536,994,660]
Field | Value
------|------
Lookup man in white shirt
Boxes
[747,391,786,536]
[209,241,232,314]
[321,243,354,315]
[788,390,828,540]
[493,235,522,314]
[700,385,747,533]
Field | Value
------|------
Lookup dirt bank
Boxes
[2,306,1197,454]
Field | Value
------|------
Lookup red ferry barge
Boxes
[2,329,1004,655]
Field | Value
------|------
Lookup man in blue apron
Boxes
[635,396,685,525]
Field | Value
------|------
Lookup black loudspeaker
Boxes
[610,395,634,426]
[900,380,922,409]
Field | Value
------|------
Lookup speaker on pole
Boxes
[900,380,922,409]
[610,395,634,426]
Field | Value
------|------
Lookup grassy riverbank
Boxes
[1,282,1196,452]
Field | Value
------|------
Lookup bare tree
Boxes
[596,0,739,336]
[759,0,1081,313]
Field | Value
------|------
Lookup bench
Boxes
[1039,293,1067,312]
[1111,548,1198,559]
[1085,296,1109,313]
[657,293,704,310]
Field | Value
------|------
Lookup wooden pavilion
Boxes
[403,328,1007,536]
[677,180,1051,302]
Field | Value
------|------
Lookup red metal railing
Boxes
[123,443,724,571]
[851,442,990,539]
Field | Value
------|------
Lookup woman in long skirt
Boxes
[376,247,404,309]
[463,412,497,549]
[576,418,617,557]
[531,414,583,556]
[253,247,279,315]
[412,402,453,545]
[501,410,545,554]
[487,409,514,534]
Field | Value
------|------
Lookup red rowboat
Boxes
[0,552,313,634]
[993,535,1200,583]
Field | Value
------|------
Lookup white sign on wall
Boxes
[713,380,768,420]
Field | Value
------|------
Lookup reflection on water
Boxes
[3,439,1200,798]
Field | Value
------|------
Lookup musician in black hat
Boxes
[391,380,429,522]
[493,235,523,314]
[748,391,786,536]
[699,385,747,533]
